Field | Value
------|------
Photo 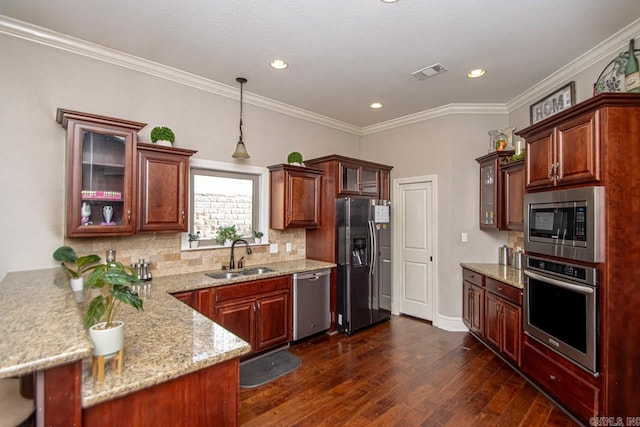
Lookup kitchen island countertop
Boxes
[0,258,335,408]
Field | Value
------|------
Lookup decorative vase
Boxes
[81,202,92,225]
[102,205,114,224]
[69,277,84,292]
[89,321,124,358]
[156,140,173,147]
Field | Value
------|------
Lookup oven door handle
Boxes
[524,270,594,294]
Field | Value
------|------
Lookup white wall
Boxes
[0,34,360,279]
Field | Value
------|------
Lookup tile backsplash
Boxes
[65,228,306,277]
[508,231,524,252]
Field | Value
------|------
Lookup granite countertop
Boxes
[459,263,524,289]
[0,259,335,408]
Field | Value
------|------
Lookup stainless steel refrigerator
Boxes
[336,197,392,335]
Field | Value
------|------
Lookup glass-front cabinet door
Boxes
[360,167,379,196]
[57,109,146,237]
[339,162,379,196]
[480,162,496,227]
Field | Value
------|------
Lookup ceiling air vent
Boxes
[412,63,448,80]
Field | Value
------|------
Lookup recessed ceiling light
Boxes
[467,68,486,78]
[270,59,289,70]
[381,0,399,3]
[370,102,384,109]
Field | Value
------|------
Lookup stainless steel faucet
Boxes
[230,238,252,269]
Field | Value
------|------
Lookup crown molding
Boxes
[0,15,362,135]
[360,103,508,135]
[507,18,640,112]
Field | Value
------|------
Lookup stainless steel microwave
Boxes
[524,186,605,263]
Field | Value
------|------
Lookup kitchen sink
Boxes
[240,267,274,275]
[205,267,274,280]
[206,271,243,279]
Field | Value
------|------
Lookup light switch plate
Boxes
[269,243,278,253]
[461,232,468,242]
[285,243,292,252]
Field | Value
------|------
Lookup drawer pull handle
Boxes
[498,287,503,292]
[549,375,557,381]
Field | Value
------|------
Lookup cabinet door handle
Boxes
[127,210,131,225]
[253,302,258,313]
[549,374,557,382]
[554,162,561,182]
[256,300,261,312]
[181,210,185,224]
[548,164,555,181]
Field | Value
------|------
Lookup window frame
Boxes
[184,159,269,250]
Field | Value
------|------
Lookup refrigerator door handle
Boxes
[368,220,377,276]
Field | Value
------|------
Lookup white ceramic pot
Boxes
[156,140,173,147]
[189,240,199,248]
[69,277,84,292]
[89,321,124,358]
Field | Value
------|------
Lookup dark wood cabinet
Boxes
[172,290,195,308]
[57,109,146,237]
[268,164,322,229]
[475,151,514,230]
[137,143,196,233]
[518,94,640,422]
[461,268,484,337]
[304,155,393,264]
[523,338,599,422]
[502,159,524,231]
[462,269,522,367]
[484,282,522,367]
[214,276,291,357]
[520,110,600,190]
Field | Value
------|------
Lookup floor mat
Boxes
[240,349,301,388]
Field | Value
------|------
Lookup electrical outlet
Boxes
[286,242,292,252]
[461,232,468,242]
[269,243,278,253]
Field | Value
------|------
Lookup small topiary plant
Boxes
[150,126,176,144]
[287,151,303,164]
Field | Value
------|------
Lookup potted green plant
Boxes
[287,151,303,166]
[84,260,143,360]
[188,231,201,248]
[252,230,264,244]
[53,245,101,291]
[150,126,175,147]
[215,225,242,245]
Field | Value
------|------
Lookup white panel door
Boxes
[398,180,434,320]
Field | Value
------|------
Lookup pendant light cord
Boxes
[239,80,244,142]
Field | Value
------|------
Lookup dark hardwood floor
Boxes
[239,315,579,426]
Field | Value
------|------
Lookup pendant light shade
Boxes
[232,77,250,159]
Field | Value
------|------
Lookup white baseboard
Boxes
[433,314,468,332]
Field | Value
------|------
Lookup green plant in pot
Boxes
[188,231,201,248]
[252,230,264,244]
[287,151,303,166]
[150,126,175,147]
[215,225,242,245]
[53,245,101,291]
[84,260,143,361]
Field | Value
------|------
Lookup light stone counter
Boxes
[459,263,524,289]
[0,259,335,408]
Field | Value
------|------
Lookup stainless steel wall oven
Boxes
[523,255,599,374]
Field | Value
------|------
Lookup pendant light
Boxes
[232,77,250,159]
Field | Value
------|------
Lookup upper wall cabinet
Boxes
[475,150,515,231]
[304,154,393,200]
[268,164,322,229]
[137,143,197,233]
[57,109,146,237]
[521,112,600,190]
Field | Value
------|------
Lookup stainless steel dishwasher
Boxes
[293,268,331,341]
